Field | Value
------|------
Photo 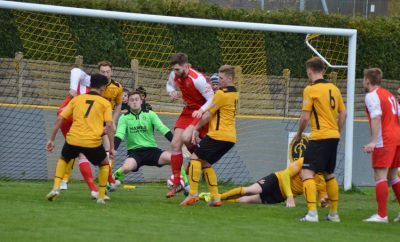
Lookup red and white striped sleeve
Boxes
[365,91,382,119]
[70,68,91,94]
[193,75,214,111]
[166,71,177,95]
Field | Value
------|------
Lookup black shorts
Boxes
[61,142,106,166]
[194,136,235,165]
[127,147,164,172]
[302,138,339,174]
[257,173,285,204]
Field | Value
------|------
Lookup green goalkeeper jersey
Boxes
[116,110,170,150]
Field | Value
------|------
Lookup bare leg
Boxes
[237,195,262,204]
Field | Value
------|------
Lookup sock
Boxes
[203,167,220,200]
[62,158,75,182]
[326,177,339,214]
[53,158,67,189]
[113,167,126,183]
[79,158,98,192]
[171,152,183,186]
[98,164,109,200]
[180,166,189,185]
[188,159,201,196]
[391,177,400,203]
[303,178,317,212]
[376,179,388,217]
[221,187,245,200]
[108,164,115,184]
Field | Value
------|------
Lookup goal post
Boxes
[0,0,357,190]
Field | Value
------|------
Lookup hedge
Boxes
[0,0,399,79]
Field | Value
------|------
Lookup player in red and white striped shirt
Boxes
[57,68,91,137]
[165,53,214,198]
[362,68,400,223]
[56,68,91,190]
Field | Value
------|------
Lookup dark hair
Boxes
[90,74,108,89]
[170,53,188,66]
[135,86,147,98]
[306,57,325,73]
[123,88,130,93]
[128,91,143,100]
[364,68,382,85]
[97,60,113,70]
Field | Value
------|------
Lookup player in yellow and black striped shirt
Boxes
[180,65,239,207]
[60,61,123,198]
[294,57,346,222]
[46,74,115,204]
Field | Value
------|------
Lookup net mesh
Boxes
[218,29,274,116]
[0,9,353,185]
[119,21,179,112]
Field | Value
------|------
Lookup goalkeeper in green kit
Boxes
[110,91,188,191]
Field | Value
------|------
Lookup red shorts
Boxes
[175,106,208,138]
[57,96,73,138]
[372,146,400,168]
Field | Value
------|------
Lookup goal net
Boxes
[0,2,356,189]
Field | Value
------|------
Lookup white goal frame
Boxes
[0,0,357,190]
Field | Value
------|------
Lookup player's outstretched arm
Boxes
[69,68,90,97]
[294,111,310,142]
[105,120,115,160]
[149,111,173,142]
[111,105,121,132]
[191,111,213,145]
[338,110,347,133]
[280,168,296,207]
[282,158,303,207]
[363,93,382,153]
[166,71,178,101]
[46,116,64,152]
[112,88,123,128]
[337,93,347,133]
[114,115,127,151]
[363,116,381,153]
[193,76,214,118]
[296,87,312,141]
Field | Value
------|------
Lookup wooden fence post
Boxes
[131,59,139,89]
[283,68,291,117]
[329,71,338,85]
[75,55,83,67]
[234,66,243,114]
[15,52,24,104]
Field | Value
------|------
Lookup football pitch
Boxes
[0,181,398,242]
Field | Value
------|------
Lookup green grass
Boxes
[0,181,399,242]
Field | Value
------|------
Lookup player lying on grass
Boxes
[217,157,328,208]
[46,74,115,204]
[110,91,188,191]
